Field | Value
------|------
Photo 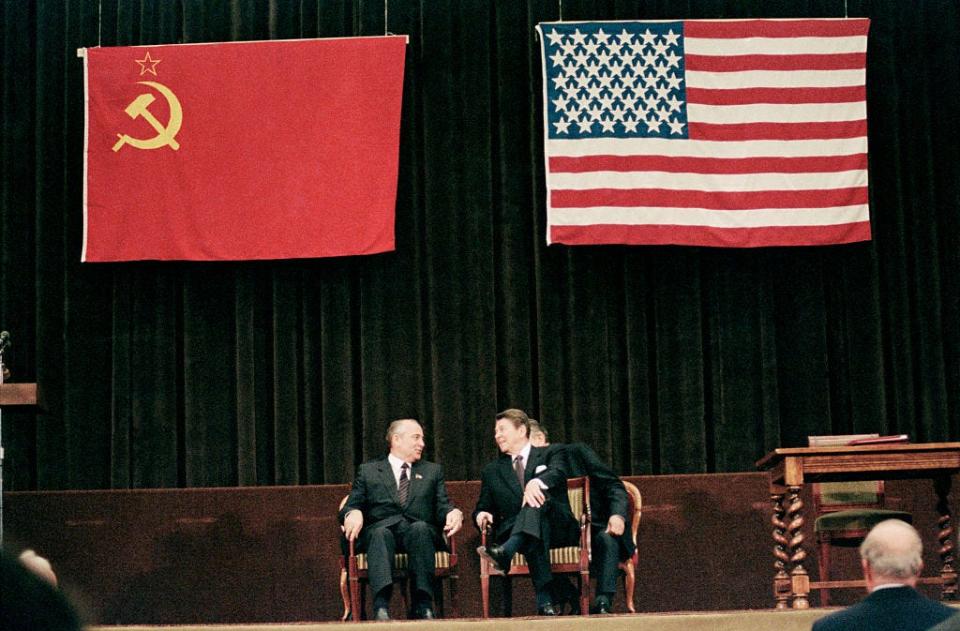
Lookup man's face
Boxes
[391,420,425,463]
[529,430,548,447]
[494,418,527,454]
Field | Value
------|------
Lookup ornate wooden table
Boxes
[756,443,960,609]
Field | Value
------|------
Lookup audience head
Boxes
[385,418,425,463]
[1,549,81,631]
[18,549,58,587]
[528,419,549,447]
[494,408,531,455]
[859,519,923,588]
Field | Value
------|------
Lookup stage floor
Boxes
[89,608,835,631]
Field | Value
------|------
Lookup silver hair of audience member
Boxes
[859,519,923,579]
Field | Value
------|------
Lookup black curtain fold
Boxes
[1,0,958,490]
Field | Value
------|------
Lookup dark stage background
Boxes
[6,475,955,623]
[1,0,958,491]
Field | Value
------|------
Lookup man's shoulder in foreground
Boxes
[813,586,956,631]
[929,611,960,631]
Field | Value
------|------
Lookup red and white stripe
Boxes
[544,18,871,248]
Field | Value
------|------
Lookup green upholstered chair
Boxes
[808,436,912,606]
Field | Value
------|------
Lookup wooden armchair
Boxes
[337,497,459,621]
[619,480,642,613]
[807,436,911,606]
[479,476,591,618]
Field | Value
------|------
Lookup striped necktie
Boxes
[398,463,410,504]
[514,455,525,489]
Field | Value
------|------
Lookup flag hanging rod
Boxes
[77,34,409,57]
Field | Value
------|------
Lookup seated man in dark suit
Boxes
[529,420,635,614]
[474,408,579,616]
[339,418,463,621]
[812,519,955,631]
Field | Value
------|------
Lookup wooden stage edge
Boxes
[89,608,844,631]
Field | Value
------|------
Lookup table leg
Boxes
[935,475,957,600]
[771,492,791,609]
[786,485,809,609]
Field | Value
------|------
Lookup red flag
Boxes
[537,19,871,248]
[82,37,406,261]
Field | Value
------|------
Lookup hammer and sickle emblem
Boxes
[112,81,183,152]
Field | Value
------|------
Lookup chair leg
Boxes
[339,568,352,621]
[623,561,636,613]
[348,561,362,622]
[481,564,491,618]
[579,570,590,616]
[817,535,831,607]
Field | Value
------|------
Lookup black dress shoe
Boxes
[537,603,559,616]
[589,598,612,614]
[477,544,512,573]
[373,607,391,621]
[414,606,435,620]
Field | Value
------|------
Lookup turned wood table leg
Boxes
[786,485,809,609]
[935,475,957,600]
[771,492,791,609]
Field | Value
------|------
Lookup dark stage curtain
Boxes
[1,0,957,490]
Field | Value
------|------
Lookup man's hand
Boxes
[606,514,625,536]
[523,479,546,508]
[343,510,364,541]
[476,511,494,531]
[445,508,464,537]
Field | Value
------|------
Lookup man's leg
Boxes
[362,526,397,614]
[397,520,438,617]
[590,530,620,613]
[518,536,557,611]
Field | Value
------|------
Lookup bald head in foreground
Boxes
[812,519,956,631]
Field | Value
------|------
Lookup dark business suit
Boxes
[338,457,455,601]
[473,445,579,590]
[812,585,955,631]
[562,443,635,595]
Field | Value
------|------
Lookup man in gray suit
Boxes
[339,419,463,620]
[811,519,954,631]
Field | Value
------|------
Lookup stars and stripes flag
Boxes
[536,19,871,248]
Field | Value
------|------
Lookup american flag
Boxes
[536,19,871,248]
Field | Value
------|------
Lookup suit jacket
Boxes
[338,457,455,542]
[472,444,579,547]
[929,612,960,631]
[562,442,636,560]
[812,585,956,631]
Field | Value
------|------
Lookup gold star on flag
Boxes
[135,51,162,76]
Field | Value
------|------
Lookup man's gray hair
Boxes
[385,418,420,444]
[859,519,923,579]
